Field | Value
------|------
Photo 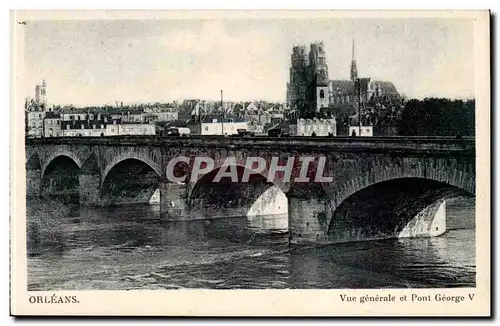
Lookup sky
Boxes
[23,18,475,106]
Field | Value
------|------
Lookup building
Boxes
[286,45,308,111]
[143,104,179,122]
[60,109,89,122]
[286,40,400,136]
[296,118,336,136]
[286,42,329,116]
[43,112,62,137]
[189,115,248,136]
[122,110,147,123]
[61,120,107,137]
[242,102,274,126]
[154,110,178,122]
[179,99,204,119]
[34,79,47,107]
[104,121,121,136]
[26,109,45,138]
[58,113,156,137]
[200,118,248,136]
[25,79,49,138]
[59,118,155,137]
[247,121,265,135]
[117,123,156,136]
[54,106,156,137]
[287,40,400,113]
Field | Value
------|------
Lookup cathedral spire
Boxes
[352,37,355,61]
[350,38,358,82]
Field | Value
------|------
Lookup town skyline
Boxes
[24,18,475,106]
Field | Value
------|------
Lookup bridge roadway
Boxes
[25,135,475,245]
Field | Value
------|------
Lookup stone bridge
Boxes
[25,136,475,244]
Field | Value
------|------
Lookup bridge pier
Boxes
[288,195,333,245]
[159,180,190,220]
[26,169,41,199]
[398,200,447,238]
[289,196,448,245]
[79,173,101,206]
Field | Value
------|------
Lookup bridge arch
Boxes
[40,154,81,202]
[186,158,288,199]
[321,157,475,243]
[41,151,83,179]
[287,156,475,244]
[326,177,473,242]
[100,157,162,206]
[325,160,475,210]
[101,154,162,187]
[187,161,288,219]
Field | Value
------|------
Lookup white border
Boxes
[4,3,497,324]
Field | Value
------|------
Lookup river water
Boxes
[27,197,475,290]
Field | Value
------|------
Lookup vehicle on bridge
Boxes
[163,127,191,137]
[230,129,255,138]
[268,127,290,138]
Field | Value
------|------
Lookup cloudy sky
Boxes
[23,17,475,106]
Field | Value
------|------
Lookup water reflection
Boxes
[247,213,288,233]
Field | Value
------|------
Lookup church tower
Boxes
[308,42,329,112]
[287,45,308,110]
[350,38,358,82]
[39,79,47,107]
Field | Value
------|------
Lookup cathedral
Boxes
[286,40,400,119]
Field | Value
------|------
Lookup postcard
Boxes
[10,9,490,316]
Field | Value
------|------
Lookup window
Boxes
[319,90,325,99]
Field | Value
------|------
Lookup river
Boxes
[27,197,475,290]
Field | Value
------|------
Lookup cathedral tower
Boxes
[287,45,308,109]
[35,79,48,108]
[39,79,47,107]
[308,42,329,111]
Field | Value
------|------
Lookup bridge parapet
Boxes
[26,136,475,155]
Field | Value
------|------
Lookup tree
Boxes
[398,98,475,136]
